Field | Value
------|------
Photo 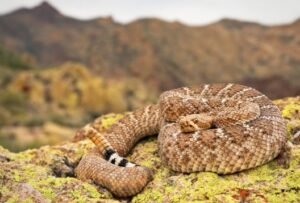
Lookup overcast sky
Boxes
[1,0,300,25]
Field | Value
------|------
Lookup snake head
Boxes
[178,113,214,132]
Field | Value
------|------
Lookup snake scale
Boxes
[75,83,287,197]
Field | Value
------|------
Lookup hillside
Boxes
[0,63,156,151]
[0,63,155,126]
[0,2,299,98]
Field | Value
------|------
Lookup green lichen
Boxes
[29,176,109,201]
[99,113,124,130]
[133,145,300,203]
[0,186,17,203]
[10,149,36,163]
[0,162,113,202]
[282,103,300,120]
[133,137,161,168]
[0,145,14,159]
[274,97,300,123]
[5,196,20,203]
[133,171,240,202]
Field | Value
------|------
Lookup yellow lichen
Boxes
[282,103,300,120]
[99,113,124,130]
[274,97,300,138]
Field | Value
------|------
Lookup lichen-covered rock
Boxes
[0,97,300,202]
[274,97,300,144]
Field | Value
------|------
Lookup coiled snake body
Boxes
[75,84,287,197]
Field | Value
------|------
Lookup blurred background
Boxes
[0,0,299,151]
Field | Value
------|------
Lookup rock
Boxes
[274,96,300,144]
[0,97,300,202]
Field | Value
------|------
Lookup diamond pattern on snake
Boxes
[75,83,288,197]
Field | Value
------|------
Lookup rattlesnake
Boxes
[75,83,288,197]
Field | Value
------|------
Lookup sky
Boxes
[1,0,300,26]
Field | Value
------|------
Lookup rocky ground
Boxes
[0,97,299,203]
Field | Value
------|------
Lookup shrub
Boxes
[0,46,32,70]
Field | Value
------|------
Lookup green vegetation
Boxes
[0,46,32,70]
[0,89,28,126]
[0,47,35,127]
[0,89,27,111]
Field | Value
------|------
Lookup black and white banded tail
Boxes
[104,148,136,167]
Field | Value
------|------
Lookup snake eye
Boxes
[210,122,218,129]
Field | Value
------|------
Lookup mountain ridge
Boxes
[2,1,284,27]
[2,1,60,17]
